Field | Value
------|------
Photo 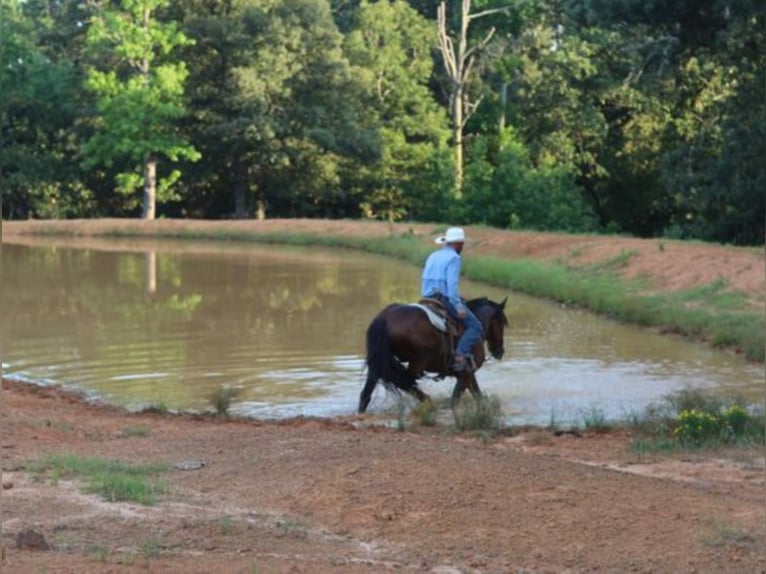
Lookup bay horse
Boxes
[359,297,508,413]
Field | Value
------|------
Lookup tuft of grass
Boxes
[547,406,560,433]
[219,514,233,535]
[143,400,169,415]
[122,425,151,438]
[139,539,161,559]
[88,545,108,563]
[453,395,504,433]
[593,248,639,270]
[395,399,408,432]
[207,386,241,417]
[28,454,169,505]
[580,406,612,433]
[700,517,753,547]
[411,399,439,427]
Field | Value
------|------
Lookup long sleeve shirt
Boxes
[421,246,464,311]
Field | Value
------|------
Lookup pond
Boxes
[3,237,763,425]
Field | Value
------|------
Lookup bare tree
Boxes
[438,0,511,198]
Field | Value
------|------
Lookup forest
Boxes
[2,0,764,244]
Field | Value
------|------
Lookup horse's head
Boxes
[468,297,508,360]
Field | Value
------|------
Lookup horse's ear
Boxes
[500,296,507,310]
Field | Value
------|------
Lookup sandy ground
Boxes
[3,219,765,572]
[2,380,765,573]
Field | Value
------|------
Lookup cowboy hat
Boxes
[435,227,466,244]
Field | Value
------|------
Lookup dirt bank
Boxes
[4,218,764,306]
[2,379,765,573]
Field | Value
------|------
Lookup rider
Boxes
[420,227,483,373]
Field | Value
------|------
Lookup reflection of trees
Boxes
[2,243,424,407]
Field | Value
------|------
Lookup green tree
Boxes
[82,0,200,219]
[177,0,376,219]
[1,0,94,218]
[462,128,596,231]
[344,0,452,221]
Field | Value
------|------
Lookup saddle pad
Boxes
[408,303,447,332]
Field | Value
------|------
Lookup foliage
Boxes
[2,0,763,246]
[630,389,765,450]
[461,128,597,231]
[81,0,200,215]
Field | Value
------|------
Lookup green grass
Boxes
[139,538,162,559]
[580,406,612,433]
[28,454,169,505]
[88,545,108,563]
[207,385,241,417]
[24,225,764,361]
[453,395,504,433]
[143,400,169,415]
[700,517,754,547]
[122,425,151,437]
[411,398,440,427]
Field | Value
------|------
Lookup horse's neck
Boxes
[473,305,490,339]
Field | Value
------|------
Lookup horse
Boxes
[359,297,508,413]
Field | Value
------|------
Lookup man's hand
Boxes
[457,306,467,319]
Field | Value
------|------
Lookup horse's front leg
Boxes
[465,372,483,400]
[450,373,482,409]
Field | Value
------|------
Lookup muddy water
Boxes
[3,237,763,425]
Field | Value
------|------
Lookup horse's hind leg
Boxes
[404,363,430,404]
[406,384,430,404]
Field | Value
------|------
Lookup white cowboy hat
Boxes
[435,227,466,244]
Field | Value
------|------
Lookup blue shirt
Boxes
[421,246,464,311]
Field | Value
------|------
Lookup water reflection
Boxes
[3,237,763,425]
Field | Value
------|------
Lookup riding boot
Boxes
[452,353,474,373]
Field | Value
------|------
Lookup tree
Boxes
[1,0,94,219]
[437,0,511,197]
[82,0,200,219]
[344,0,452,221]
[177,0,376,220]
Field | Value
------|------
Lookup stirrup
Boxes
[451,354,474,373]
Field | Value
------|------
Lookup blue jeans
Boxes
[436,297,483,357]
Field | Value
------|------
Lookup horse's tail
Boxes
[359,313,408,413]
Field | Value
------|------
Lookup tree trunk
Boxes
[255,199,266,220]
[499,82,508,133]
[454,86,464,198]
[142,154,156,220]
[234,186,247,219]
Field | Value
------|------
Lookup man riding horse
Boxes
[421,227,482,373]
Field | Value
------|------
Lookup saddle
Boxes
[418,297,463,375]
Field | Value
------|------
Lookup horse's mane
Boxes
[466,297,508,325]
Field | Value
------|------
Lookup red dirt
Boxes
[3,219,765,572]
[2,380,765,573]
